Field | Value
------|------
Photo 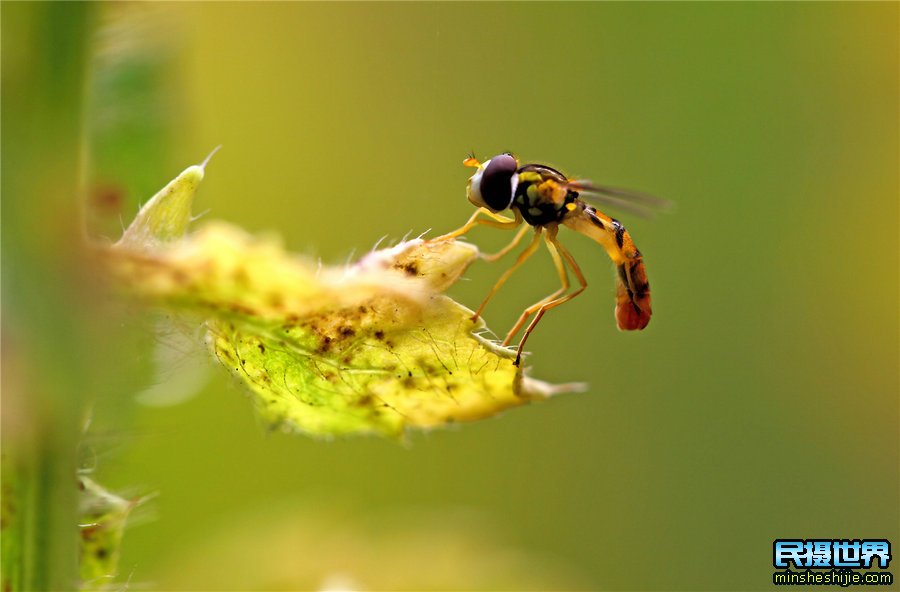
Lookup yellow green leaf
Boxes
[115,148,217,249]
[104,160,582,438]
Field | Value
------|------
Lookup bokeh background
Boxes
[3,3,897,590]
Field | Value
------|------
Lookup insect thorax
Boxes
[513,176,579,226]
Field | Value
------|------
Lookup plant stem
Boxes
[1,3,97,590]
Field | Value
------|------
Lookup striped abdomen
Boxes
[562,203,652,330]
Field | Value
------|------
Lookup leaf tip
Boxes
[200,145,222,170]
[115,155,210,249]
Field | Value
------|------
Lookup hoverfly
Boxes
[434,152,669,366]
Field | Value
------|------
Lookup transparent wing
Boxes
[566,180,673,219]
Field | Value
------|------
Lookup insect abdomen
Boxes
[616,257,651,331]
[563,203,652,330]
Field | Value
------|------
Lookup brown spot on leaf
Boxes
[320,336,333,351]
[228,303,255,316]
[397,261,419,276]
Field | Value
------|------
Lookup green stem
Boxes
[1,3,97,590]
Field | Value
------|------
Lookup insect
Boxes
[434,152,669,366]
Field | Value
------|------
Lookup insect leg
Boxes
[433,207,520,241]
[502,231,569,345]
[471,227,543,322]
[514,229,587,366]
[481,222,530,262]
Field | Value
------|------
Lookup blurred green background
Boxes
[4,3,898,590]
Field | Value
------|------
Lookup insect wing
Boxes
[567,180,672,219]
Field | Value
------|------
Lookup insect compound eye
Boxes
[479,153,518,211]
